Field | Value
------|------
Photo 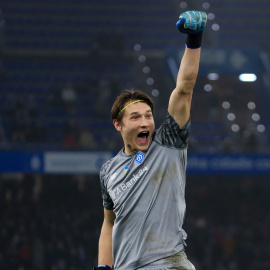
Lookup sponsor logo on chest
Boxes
[109,166,148,200]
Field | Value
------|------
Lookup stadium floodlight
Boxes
[227,113,236,121]
[257,124,265,133]
[207,12,215,20]
[147,77,154,85]
[231,124,240,132]
[212,23,220,31]
[239,73,257,82]
[151,89,159,97]
[252,113,260,122]
[207,72,219,80]
[204,84,212,92]
[222,101,230,109]
[247,102,256,110]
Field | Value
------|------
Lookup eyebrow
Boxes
[129,109,152,116]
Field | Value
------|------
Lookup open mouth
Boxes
[137,131,149,145]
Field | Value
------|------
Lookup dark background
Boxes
[0,0,270,269]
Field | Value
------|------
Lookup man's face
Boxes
[114,101,155,155]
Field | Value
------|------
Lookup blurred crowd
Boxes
[0,78,265,154]
[0,173,269,270]
[0,78,120,151]
[0,174,103,270]
[185,176,270,270]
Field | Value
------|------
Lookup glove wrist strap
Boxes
[186,32,203,49]
[93,265,112,270]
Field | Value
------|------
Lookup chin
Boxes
[137,144,150,152]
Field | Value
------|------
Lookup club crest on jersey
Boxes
[135,151,145,164]
[124,166,129,173]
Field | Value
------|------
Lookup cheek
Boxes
[122,126,137,140]
[150,120,155,131]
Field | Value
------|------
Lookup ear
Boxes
[113,119,122,132]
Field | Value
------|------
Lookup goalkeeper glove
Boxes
[176,10,207,48]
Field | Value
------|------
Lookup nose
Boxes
[140,116,149,127]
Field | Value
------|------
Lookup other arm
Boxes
[97,209,116,268]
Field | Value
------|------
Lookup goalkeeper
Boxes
[95,10,207,270]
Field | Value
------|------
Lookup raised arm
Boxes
[168,11,207,128]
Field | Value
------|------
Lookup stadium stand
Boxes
[0,174,269,270]
[211,0,270,51]
[0,1,270,268]
[0,0,270,153]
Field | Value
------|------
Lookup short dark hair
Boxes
[111,89,154,122]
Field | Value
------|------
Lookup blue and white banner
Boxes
[0,151,113,174]
[187,154,270,175]
[44,151,112,174]
[1,151,270,175]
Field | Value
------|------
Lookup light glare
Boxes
[147,78,154,85]
[134,44,141,52]
[247,102,256,110]
[207,73,219,80]
[252,113,260,121]
[207,12,215,20]
[212,23,220,31]
[204,84,212,92]
[239,73,257,82]
[180,1,188,9]
[143,66,150,74]
[227,113,236,121]
[222,101,230,109]
[152,89,159,97]
[138,55,146,63]
[231,124,240,132]
[257,124,265,133]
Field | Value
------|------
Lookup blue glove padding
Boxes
[176,11,207,35]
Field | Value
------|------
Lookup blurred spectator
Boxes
[19,236,32,269]
[11,119,26,143]
[187,135,198,153]
[78,129,97,150]
[61,83,77,113]
[241,123,261,153]
[0,60,7,80]
[207,90,220,122]
[25,94,38,118]
[0,9,4,53]
[96,31,124,54]
[62,118,80,149]
[27,120,47,143]
[219,136,234,153]
[49,86,64,109]
[32,237,45,270]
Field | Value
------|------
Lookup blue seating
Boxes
[0,0,269,152]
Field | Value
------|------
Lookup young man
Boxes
[95,10,207,270]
